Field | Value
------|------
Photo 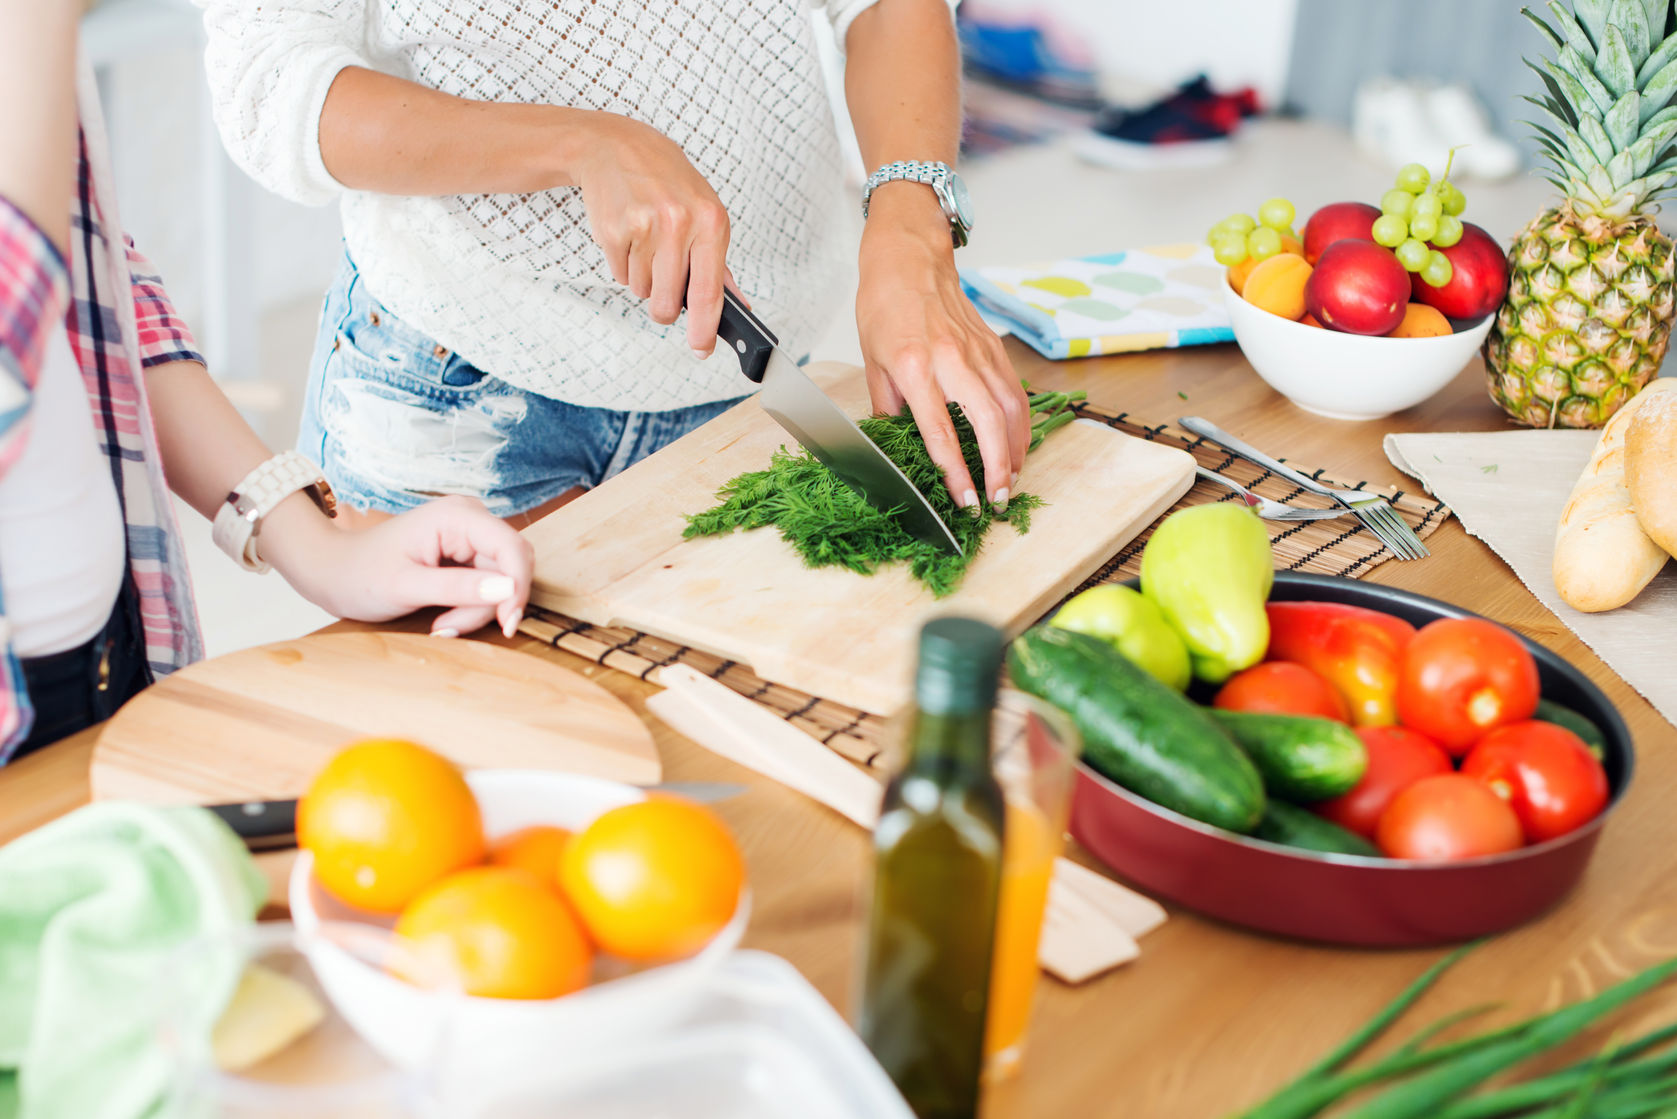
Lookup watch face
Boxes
[950,173,974,231]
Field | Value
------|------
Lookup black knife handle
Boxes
[207,797,298,852]
[715,289,777,384]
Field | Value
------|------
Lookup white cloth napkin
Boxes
[1385,429,1677,730]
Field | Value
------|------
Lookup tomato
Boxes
[1376,774,1524,860]
[1395,618,1540,754]
[1460,721,1609,843]
[1213,662,1350,721]
[1314,726,1453,838]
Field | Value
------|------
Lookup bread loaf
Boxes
[1626,382,1677,558]
[1553,380,1676,612]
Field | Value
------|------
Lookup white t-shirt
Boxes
[0,329,127,657]
[195,0,929,412]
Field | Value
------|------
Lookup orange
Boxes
[1298,313,1325,329]
[297,738,485,914]
[395,867,593,1000]
[559,797,745,962]
[488,825,572,891]
[1242,253,1312,320]
[1386,303,1452,338]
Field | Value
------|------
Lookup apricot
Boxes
[1298,313,1324,329]
[1242,253,1312,320]
[1228,257,1257,294]
[1228,236,1304,296]
[1385,303,1452,338]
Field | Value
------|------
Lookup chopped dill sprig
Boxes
[683,390,1083,597]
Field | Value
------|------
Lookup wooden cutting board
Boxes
[526,363,1195,714]
[91,631,661,804]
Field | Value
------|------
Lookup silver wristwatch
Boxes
[861,160,975,248]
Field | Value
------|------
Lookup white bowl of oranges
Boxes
[287,739,750,1075]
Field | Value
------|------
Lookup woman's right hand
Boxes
[572,114,733,359]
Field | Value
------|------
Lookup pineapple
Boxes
[1485,0,1677,428]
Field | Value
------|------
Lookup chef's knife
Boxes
[714,290,963,556]
[207,780,750,852]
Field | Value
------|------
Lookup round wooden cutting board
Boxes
[91,631,661,804]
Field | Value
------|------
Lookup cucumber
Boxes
[1206,710,1368,802]
[1534,698,1607,758]
[1008,627,1265,834]
[1254,800,1381,857]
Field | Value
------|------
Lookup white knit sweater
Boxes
[194,0,902,411]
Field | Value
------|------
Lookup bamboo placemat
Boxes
[519,406,1450,769]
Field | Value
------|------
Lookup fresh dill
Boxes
[684,390,1085,597]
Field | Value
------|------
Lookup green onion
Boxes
[1344,957,1677,1119]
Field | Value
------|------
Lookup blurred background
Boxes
[82,0,1562,652]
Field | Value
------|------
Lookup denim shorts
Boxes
[298,250,746,517]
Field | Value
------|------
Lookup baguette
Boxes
[1553,379,1676,612]
[1626,382,1677,557]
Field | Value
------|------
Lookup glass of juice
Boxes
[984,691,1078,1081]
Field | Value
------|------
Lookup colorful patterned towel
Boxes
[960,244,1234,359]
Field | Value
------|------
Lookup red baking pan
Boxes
[1068,572,1634,947]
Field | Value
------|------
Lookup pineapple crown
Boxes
[1523,0,1677,219]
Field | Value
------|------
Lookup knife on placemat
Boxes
[713,290,963,556]
[206,780,749,852]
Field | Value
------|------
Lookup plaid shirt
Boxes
[0,130,204,759]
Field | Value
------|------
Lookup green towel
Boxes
[0,803,266,1119]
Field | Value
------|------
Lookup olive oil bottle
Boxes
[857,617,1006,1119]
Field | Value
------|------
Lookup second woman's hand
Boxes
[261,494,535,639]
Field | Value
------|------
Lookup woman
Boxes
[195,0,1029,524]
[0,0,534,761]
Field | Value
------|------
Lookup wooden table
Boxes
[5,340,1676,1117]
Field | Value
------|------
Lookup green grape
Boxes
[1439,182,1467,216]
[1395,238,1430,272]
[1211,232,1248,266]
[1411,192,1442,220]
[1371,213,1409,247]
[1408,213,1439,241]
[1379,189,1414,218]
[1432,214,1463,247]
[1257,198,1296,231]
[1421,251,1453,287]
[1395,163,1430,192]
[1218,213,1257,235]
[1247,227,1283,260]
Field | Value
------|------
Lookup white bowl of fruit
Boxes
[1211,165,1508,421]
[287,740,750,1078]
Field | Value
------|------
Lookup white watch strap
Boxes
[211,451,333,574]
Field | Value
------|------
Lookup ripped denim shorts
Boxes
[297,248,745,517]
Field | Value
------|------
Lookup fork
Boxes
[1194,467,1351,522]
[1178,416,1430,559]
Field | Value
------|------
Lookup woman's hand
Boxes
[572,113,735,359]
[267,495,534,638]
[856,186,1028,509]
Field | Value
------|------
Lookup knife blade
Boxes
[205,780,749,852]
[715,290,963,556]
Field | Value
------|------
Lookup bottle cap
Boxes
[915,617,1005,716]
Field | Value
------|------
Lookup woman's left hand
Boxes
[271,495,534,638]
[855,187,1028,511]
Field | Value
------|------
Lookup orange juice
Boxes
[983,798,1062,1077]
